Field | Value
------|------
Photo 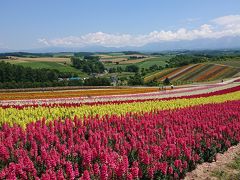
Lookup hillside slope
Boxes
[144,63,240,83]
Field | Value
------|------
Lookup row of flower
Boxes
[2,77,238,108]
[0,88,159,101]
[1,89,240,128]
[234,78,240,82]
[1,84,239,109]
[195,65,224,81]
[0,101,240,179]
[171,64,204,82]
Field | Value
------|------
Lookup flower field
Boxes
[0,81,240,179]
[0,88,160,101]
[144,63,240,83]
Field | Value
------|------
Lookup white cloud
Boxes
[38,15,240,47]
[212,15,240,27]
[38,38,50,46]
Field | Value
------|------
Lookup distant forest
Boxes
[0,61,110,89]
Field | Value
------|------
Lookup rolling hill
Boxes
[144,63,240,84]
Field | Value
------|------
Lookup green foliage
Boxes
[210,60,240,68]
[0,61,60,83]
[11,61,85,76]
[125,65,139,72]
[0,61,86,89]
[108,67,124,74]
[149,64,163,71]
[109,67,116,73]
[71,56,105,74]
[84,77,111,86]
[0,80,84,89]
[167,54,240,68]
[137,56,169,69]
[128,73,144,85]
[167,55,208,68]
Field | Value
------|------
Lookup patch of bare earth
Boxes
[185,143,240,180]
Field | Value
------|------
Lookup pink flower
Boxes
[56,169,65,180]
[131,167,139,179]
[81,170,90,180]
[0,144,10,162]
[93,163,100,176]
[127,173,133,180]
[168,166,174,174]
[101,164,108,180]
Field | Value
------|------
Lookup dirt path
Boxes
[185,143,240,180]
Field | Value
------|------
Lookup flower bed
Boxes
[234,78,240,82]
[175,64,205,82]
[0,101,240,179]
[1,84,239,109]
[0,88,159,101]
[1,90,240,128]
[195,65,224,82]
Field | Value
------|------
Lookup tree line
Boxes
[167,54,240,68]
[0,61,111,89]
[0,61,59,83]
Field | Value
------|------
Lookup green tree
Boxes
[125,65,139,72]
[128,73,144,85]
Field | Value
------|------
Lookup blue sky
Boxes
[0,0,240,49]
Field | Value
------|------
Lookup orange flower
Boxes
[0,88,159,100]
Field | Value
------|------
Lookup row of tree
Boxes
[0,77,111,89]
[108,65,140,73]
[166,54,240,68]
[108,64,164,75]
[0,61,59,83]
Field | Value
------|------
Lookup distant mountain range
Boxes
[1,36,240,53]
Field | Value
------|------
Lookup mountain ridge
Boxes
[1,36,240,53]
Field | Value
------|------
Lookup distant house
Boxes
[58,77,81,81]
[68,77,81,81]
[110,76,118,86]
[58,78,64,81]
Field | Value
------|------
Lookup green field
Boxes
[211,60,240,68]
[104,63,128,69]
[53,52,74,57]
[104,55,171,69]
[107,53,125,56]
[10,61,88,77]
[134,56,170,69]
